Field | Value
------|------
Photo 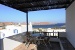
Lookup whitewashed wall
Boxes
[0,23,33,39]
[66,1,75,48]
[3,38,22,50]
[46,29,66,36]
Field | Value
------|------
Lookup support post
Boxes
[58,32,59,38]
[26,12,28,33]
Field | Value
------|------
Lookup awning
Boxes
[0,0,74,12]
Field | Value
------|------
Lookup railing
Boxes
[32,32,59,38]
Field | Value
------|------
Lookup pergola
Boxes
[0,0,74,33]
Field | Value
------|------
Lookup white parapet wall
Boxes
[3,38,22,50]
[59,32,66,37]
[66,1,75,48]
[47,28,66,37]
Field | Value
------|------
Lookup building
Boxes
[0,22,33,39]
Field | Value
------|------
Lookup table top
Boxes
[31,33,44,37]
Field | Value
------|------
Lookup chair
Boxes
[43,32,52,47]
[44,36,52,47]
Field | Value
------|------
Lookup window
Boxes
[14,29,18,34]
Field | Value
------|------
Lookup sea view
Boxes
[33,23,65,28]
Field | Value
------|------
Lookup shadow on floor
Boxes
[37,42,61,50]
[60,37,75,50]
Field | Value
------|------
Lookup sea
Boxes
[32,23,65,28]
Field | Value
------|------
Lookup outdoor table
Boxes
[31,33,44,37]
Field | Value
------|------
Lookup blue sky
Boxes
[0,4,66,23]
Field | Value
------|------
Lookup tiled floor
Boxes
[13,44,37,50]
[13,41,61,50]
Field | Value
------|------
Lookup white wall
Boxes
[66,1,75,48]
[3,38,22,50]
[59,32,66,37]
[46,29,66,36]
[6,25,21,33]
[0,24,33,39]
[21,25,33,32]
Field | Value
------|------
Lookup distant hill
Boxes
[0,22,14,26]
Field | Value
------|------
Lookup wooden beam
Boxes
[20,4,68,12]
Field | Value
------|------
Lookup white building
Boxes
[0,22,33,39]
